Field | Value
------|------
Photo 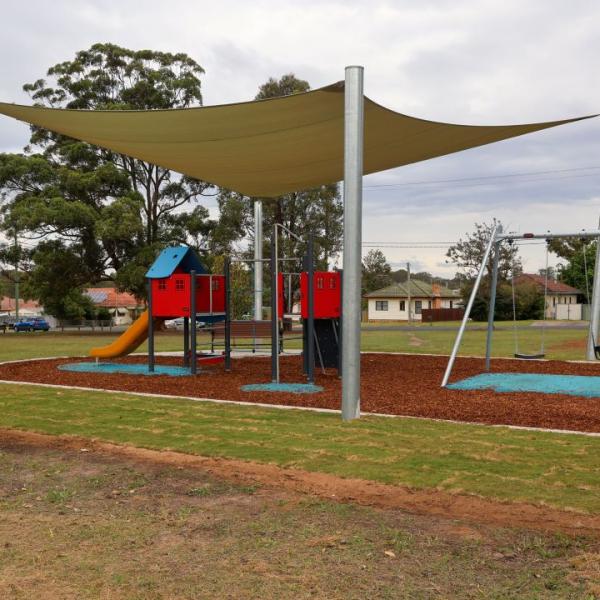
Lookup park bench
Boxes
[210,320,278,352]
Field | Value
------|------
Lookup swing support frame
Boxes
[441,226,600,388]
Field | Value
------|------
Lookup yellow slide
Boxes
[90,310,164,359]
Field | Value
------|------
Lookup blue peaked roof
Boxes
[146,246,207,279]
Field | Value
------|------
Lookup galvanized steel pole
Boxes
[341,65,364,421]
[441,225,498,387]
[485,225,502,371]
[587,224,600,360]
[254,200,263,320]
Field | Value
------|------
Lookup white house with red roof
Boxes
[514,274,582,319]
[85,288,144,325]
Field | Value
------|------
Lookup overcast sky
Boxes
[1,0,598,277]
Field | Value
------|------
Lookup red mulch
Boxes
[2,353,600,433]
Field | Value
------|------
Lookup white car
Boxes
[164,317,206,330]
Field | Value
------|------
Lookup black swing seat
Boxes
[594,346,600,360]
[514,352,545,360]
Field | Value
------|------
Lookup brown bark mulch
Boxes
[2,353,600,433]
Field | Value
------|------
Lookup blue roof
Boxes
[146,246,206,279]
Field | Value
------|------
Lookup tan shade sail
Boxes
[0,82,594,197]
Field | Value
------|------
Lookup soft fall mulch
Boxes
[2,353,600,433]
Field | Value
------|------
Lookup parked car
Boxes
[13,317,50,332]
[164,317,206,330]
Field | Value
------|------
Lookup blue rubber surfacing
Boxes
[448,372,600,398]
[241,383,323,394]
[59,362,191,377]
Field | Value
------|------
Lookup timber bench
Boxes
[210,320,279,352]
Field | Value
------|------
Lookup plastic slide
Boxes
[89,310,163,359]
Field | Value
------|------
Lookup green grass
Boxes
[0,321,587,362]
[0,331,211,362]
[1,382,600,514]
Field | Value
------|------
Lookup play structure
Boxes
[442,224,600,390]
[90,246,226,373]
[87,234,342,387]
[2,65,596,419]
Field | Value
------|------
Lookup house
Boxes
[364,281,458,321]
[85,288,144,326]
[0,296,43,318]
[514,274,581,319]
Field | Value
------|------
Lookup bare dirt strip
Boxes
[1,427,599,537]
[2,354,600,432]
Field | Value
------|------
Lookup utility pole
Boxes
[14,229,19,321]
[406,262,411,323]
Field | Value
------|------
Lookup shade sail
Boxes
[0,82,594,197]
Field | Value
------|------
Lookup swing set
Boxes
[442,224,600,388]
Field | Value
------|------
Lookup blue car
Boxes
[13,317,50,332]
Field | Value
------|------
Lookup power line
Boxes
[364,165,600,190]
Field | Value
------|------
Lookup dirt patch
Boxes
[2,432,597,599]
[2,353,600,433]
[2,427,599,538]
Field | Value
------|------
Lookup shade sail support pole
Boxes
[341,65,364,421]
[254,200,263,321]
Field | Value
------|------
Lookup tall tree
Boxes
[362,249,393,295]
[446,220,521,283]
[0,43,216,305]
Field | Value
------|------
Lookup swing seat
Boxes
[514,352,545,360]
[594,346,600,360]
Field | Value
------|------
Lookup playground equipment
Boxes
[91,246,228,373]
[442,225,600,388]
[89,236,342,386]
[509,239,549,359]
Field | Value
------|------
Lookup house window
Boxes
[212,279,220,291]
[158,280,167,291]
[399,300,406,311]
[553,297,556,306]
[450,300,453,309]
[317,277,324,289]
[329,278,336,289]
[414,300,422,314]
[175,279,185,291]
[375,301,388,311]
[428,300,432,309]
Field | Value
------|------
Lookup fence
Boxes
[421,308,465,323]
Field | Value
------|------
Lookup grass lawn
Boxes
[2,442,597,599]
[0,322,589,362]
[1,383,600,514]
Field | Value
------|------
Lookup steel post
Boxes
[587,228,600,360]
[271,227,279,383]
[190,270,197,375]
[147,279,154,373]
[254,200,263,320]
[341,65,364,421]
[224,258,232,371]
[183,317,189,367]
[485,226,502,371]
[307,234,315,384]
[442,225,498,387]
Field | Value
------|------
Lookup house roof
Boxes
[145,246,206,279]
[514,274,581,295]
[364,281,456,299]
[85,288,142,308]
[0,84,593,198]
[0,296,42,312]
